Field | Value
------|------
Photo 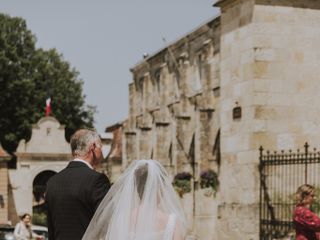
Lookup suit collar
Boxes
[73,158,93,169]
[67,160,92,169]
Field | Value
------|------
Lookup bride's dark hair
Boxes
[135,163,148,199]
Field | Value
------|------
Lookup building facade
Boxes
[119,0,320,239]
[8,117,71,223]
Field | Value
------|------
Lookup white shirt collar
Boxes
[73,158,93,169]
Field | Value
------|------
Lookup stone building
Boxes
[0,144,10,224]
[8,116,71,222]
[118,0,320,239]
[122,15,221,239]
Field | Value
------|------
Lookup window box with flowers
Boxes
[200,169,219,197]
[173,172,192,197]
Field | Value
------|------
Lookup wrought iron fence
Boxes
[259,143,320,240]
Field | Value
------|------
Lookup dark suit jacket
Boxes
[46,161,110,240]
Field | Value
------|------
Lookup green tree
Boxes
[0,13,95,156]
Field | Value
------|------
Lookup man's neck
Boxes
[73,158,94,169]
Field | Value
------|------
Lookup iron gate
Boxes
[259,143,320,239]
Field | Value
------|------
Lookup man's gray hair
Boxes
[70,129,101,157]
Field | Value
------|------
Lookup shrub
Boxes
[32,212,47,226]
[200,169,219,193]
[173,172,192,197]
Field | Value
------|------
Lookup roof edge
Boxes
[130,14,221,71]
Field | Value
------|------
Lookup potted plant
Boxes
[200,169,219,197]
[173,172,192,197]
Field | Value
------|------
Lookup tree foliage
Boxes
[0,13,96,155]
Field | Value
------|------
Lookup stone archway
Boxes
[9,116,71,224]
[32,170,56,226]
[33,170,56,205]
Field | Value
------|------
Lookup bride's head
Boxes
[134,160,166,203]
[134,163,148,200]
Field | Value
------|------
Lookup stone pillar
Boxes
[216,0,260,239]
[0,144,10,224]
[154,124,171,165]
[0,162,8,223]
[199,110,216,170]
[128,83,137,118]
[175,116,195,172]
[124,132,138,164]
[139,129,152,159]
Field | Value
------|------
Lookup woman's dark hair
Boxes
[21,213,31,220]
[135,164,148,199]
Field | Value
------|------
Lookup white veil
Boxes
[82,159,187,240]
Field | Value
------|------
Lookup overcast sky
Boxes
[0,0,219,134]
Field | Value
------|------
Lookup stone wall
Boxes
[216,0,320,239]
[0,162,8,223]
[251,0,320,149]
[0,144,10,224]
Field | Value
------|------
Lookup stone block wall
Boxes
[217,0,320,239]
[251,0,320,148]
[0,162,8,223]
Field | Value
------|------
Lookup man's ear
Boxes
[89,143,95,153]
[92,143,97,149]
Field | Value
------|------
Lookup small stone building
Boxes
[9,117,71,222]
[117,0,320,239]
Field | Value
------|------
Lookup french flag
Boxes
[45,97,51,116]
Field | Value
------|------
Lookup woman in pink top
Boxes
[293,184,320,240]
